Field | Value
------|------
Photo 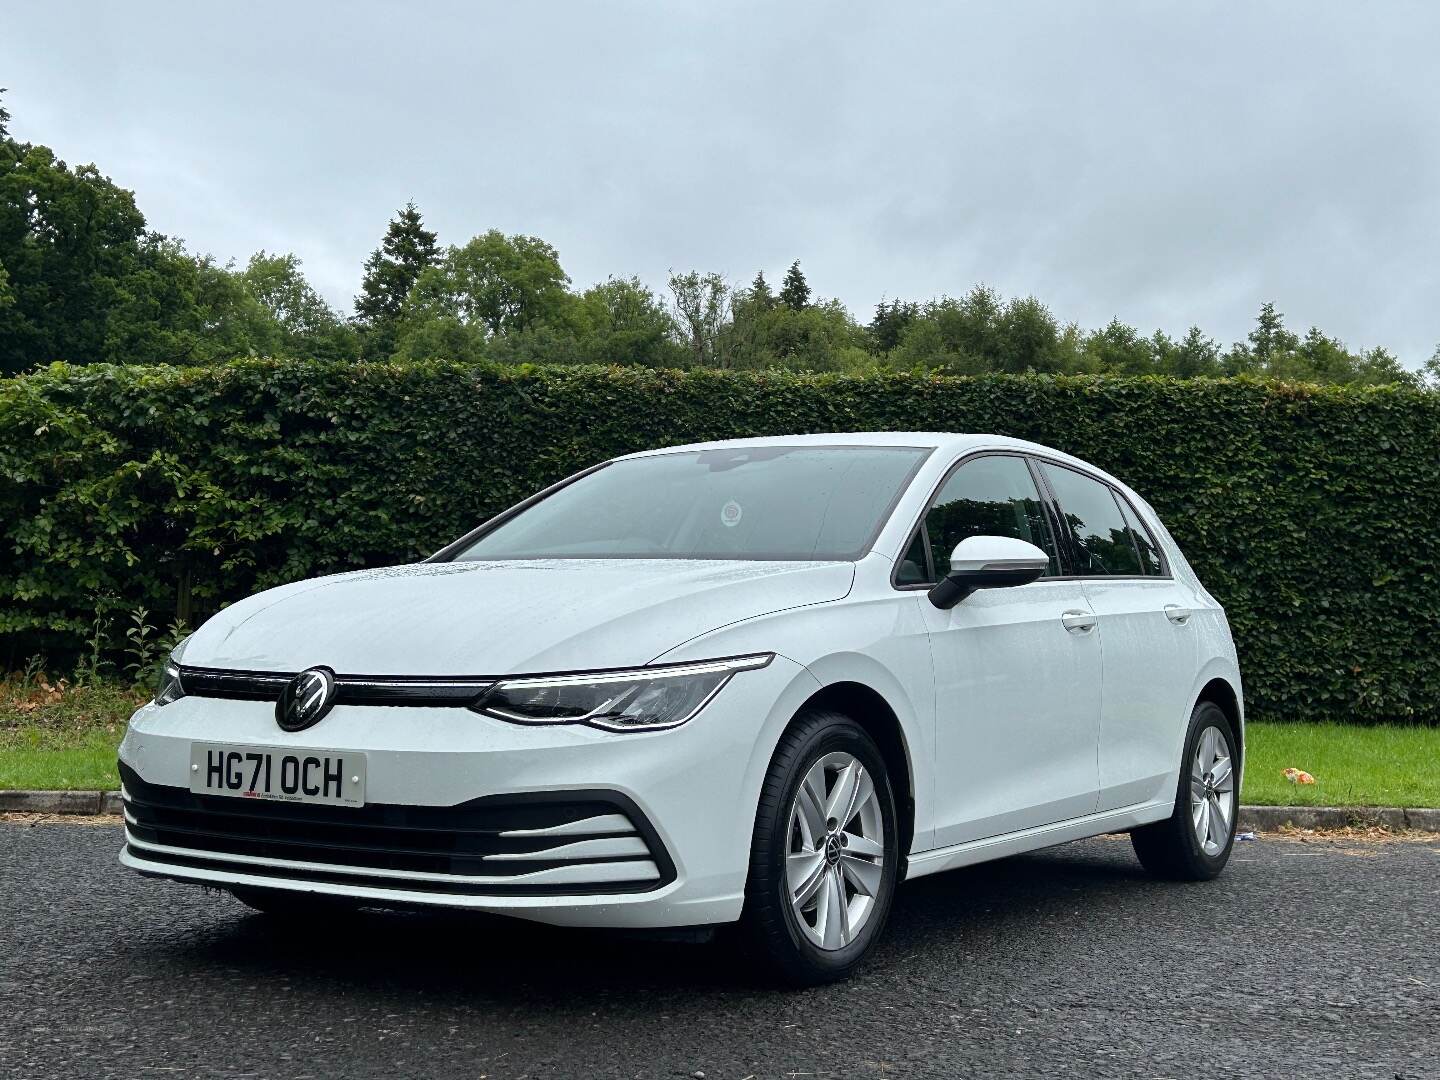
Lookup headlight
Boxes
[153,636,192,706]
[472,654,772,732]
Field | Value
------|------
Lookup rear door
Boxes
[1037,462,1199,812]
[912,453,1102,848]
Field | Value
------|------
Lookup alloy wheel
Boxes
[1190,724,1236,856]
[785,751,886,950]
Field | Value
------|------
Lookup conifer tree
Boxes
[779,260,811,311]
[749,270,775,310]
[354,202,440,358]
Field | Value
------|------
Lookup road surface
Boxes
[2,820,1436,1078]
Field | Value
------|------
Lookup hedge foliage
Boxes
[3,359,1438,724]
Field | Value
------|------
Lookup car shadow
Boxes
[136,837,1158,999]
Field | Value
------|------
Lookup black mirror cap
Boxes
[927,565,1046,610]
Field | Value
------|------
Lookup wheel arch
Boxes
[1194,675,1244,772]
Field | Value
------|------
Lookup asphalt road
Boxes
[2,822,1436,1080]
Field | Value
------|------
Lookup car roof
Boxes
[618,431,1087,465]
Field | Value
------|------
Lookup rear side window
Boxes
[922,455,1059,579]
[1115,495,1164,576]
[1040,464,1143,576]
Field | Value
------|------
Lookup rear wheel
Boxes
[230,886,360,920]
[740,710,899,985]
[1131,701,1239,880]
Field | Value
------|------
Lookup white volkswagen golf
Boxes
[120,433,1243,983]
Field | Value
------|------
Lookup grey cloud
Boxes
[4,0,1438,364]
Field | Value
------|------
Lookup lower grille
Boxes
[120,764,673,896]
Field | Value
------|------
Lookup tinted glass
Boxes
[924,455,1058,578]
[1041,464,1143,575]
[455,445,928,561]
[895,529,929,585]
[1115,495,1164,576]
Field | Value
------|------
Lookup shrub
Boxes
[3,359,1437,723]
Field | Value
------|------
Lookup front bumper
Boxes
[118,655,807,927]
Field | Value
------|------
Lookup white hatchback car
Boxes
[120,433,1243,983]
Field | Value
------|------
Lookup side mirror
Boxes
[928,535,1049,610]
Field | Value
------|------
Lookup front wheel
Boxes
[1131,701,1239,881]
[740,710,899,985]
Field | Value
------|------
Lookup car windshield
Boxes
[453,445,930,562]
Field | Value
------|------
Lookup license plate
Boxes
[189,742,366,807]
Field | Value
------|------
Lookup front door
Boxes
[915,454,1103,849]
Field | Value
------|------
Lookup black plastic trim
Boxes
[120,764,676,897]
[179,666,496,708]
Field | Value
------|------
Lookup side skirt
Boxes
[903,799,1172,881]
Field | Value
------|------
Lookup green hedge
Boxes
[3,359,1438,724]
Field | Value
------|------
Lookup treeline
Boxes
[2,93,1435,385]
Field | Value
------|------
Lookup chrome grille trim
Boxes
[499,813,636,837]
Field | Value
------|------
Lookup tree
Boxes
[354,202,439,358]
[926,285,1004,368]
[868,298,919,354]
[1248,301,1298,367]
[102,240,279,363]
[1425,344,1440,389]
[747,270,775,311]
[738,299,869,371]
[571,276,685,367]
[995,295,1064,372]
[242,251,359,361]
[778,260,810,311]
[394,230,571,359]
[488,276,687,368]
[668,271,731,367]
[1168,326,1222,377]
[1082,318,1153,375]
[0,111,149,372]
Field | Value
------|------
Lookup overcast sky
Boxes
[5,2,1439,365]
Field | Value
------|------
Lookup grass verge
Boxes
[2,676,1438,806]
[1240,721,1440,807]
[0,676,143,790]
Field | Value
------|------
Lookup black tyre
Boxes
[740,710,900,985]
[230,886,360,920]
[1131,701,1239,881]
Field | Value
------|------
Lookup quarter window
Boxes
[1040,464,1143,576]
[922,455,1059,580]
[895,529,929,586]
[1115,495,1164,576]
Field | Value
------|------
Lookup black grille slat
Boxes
[122,785,633,840]
[178,666,495,708]
[125,802,638,862]
[119,764,673,896]
[125,822,646,877]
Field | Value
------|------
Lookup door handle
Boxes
[1061,610,1097,633]
[1163,604,1192,625]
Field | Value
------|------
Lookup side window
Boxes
[1115,495,1164,576]
[923,455,1059,579]
[895,529,929,586]
[1040,464,1143,576]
